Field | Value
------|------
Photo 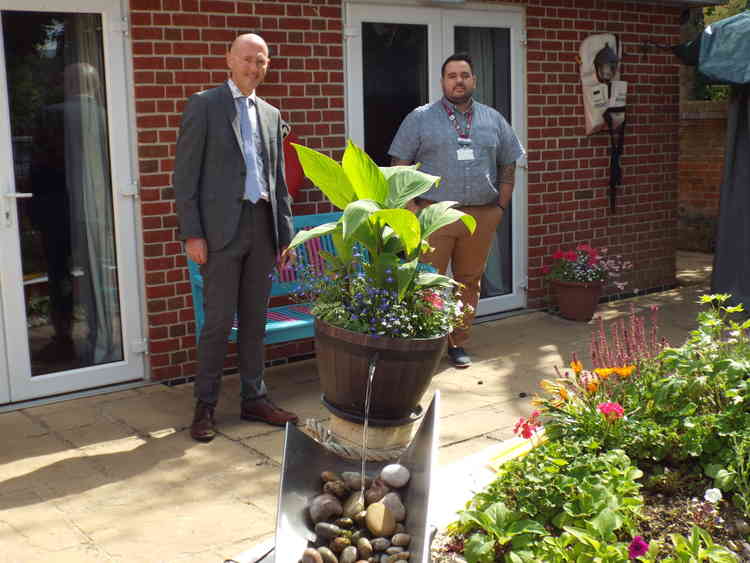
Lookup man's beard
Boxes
[446,89,473,105]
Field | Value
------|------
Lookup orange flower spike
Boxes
[570,360,584,375]
[531,395,546,408]
[594,367,614,379]
[585,376,600,393]
[614,365,636,378]
[558,387,570,401]
[540,379,557,394]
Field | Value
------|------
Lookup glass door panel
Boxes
[0,0,144,404]
[455,26,513,300]
[363,22,428,165]
[3,11,123,375]
[346,4,443,152]
[445,9,527,316]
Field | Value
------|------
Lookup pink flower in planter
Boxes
[513,410,542,439]
[597,401,625,421]
[628,536,649,559]
[422,290,445,310]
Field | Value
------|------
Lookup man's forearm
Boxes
[497,162,516,208]
[391,157,413,166]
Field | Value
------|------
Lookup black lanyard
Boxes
[442,101,473,141]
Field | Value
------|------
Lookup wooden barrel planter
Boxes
[314,319,447,425]
[551,279,604,322]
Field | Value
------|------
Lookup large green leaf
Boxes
[463,533,496,563]
[589,508,622,539]
[380,166,440,208]
[395,257,419,300]
[371,209,422,258]
[287,221,339,250]
[330,227,352,265]
[342,140,388,203]
[368,252,402,295]
[292,143,355,210]
[419,200,477,239]
[413,271,458,290]
[342,199,381,242]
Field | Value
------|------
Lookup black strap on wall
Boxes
[604,110,626,214]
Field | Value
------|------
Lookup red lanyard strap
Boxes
[442,101,473,140]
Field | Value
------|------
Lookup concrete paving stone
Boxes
[438,404,512,447]
[0,411,48,440]
[218,379,328,441]
[102,390,193,435]
[0,543,115,563]
[0,489,89,552]
[216,532,274,563]
[26,402,108,432]
[0,435,87,495]
[58,419,141,450]
[438,436,501,467]
[240,430,285,465]
[424,382,500,418]
[85,499,275,562]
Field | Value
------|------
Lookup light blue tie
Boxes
[238,96,262,203]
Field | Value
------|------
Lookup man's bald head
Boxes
[226,33,270,95]
[229,33,268,57]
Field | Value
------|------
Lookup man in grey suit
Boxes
[174,33,298,442]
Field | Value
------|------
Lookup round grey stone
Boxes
[340,545,358,563]
[380,464,410,488]
[315,522,343,540]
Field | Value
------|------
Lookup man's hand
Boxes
[277,246,297,271]
[185,237,208,264]
[405,199,420,214]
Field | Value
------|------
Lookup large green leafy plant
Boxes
[287,140,476,338]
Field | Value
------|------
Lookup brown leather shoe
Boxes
[241,397,299,427]
[190,401,217,442]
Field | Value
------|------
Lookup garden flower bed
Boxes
[435,295,750,562]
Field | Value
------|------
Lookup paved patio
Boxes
[0,252,714,562]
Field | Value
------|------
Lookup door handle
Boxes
[2,192,33,227]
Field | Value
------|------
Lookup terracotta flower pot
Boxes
[314,319,447,425]
[551,279,603,322]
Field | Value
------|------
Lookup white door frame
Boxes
[344,3,528,316]
[0,0,146,403]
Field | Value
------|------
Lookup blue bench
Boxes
[187,212,341,346]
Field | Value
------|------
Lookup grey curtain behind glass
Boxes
[66,14,120,363]
[711,85,750,309]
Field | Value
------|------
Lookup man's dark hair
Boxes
[441,53,474,77]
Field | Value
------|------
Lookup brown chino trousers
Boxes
[416,201,503,347]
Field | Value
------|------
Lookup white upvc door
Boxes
[0,0,145,404]
[345,3,528,316]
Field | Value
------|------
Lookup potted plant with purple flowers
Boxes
[543,244,632,321]
[287,140,476,423]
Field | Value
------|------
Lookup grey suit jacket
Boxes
[173,83,294,252]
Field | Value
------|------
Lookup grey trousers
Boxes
[194,200,276,405]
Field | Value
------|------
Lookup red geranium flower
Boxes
[422,290,444,310]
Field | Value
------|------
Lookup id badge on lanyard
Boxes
[445,101,475,161]
[457,137,475,161]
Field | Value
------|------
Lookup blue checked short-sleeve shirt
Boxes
[388,98,524,206]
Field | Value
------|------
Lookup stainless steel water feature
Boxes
[257,391,440,563]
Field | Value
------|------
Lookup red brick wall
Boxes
[129,0,682,380]
[678,100,726,252]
